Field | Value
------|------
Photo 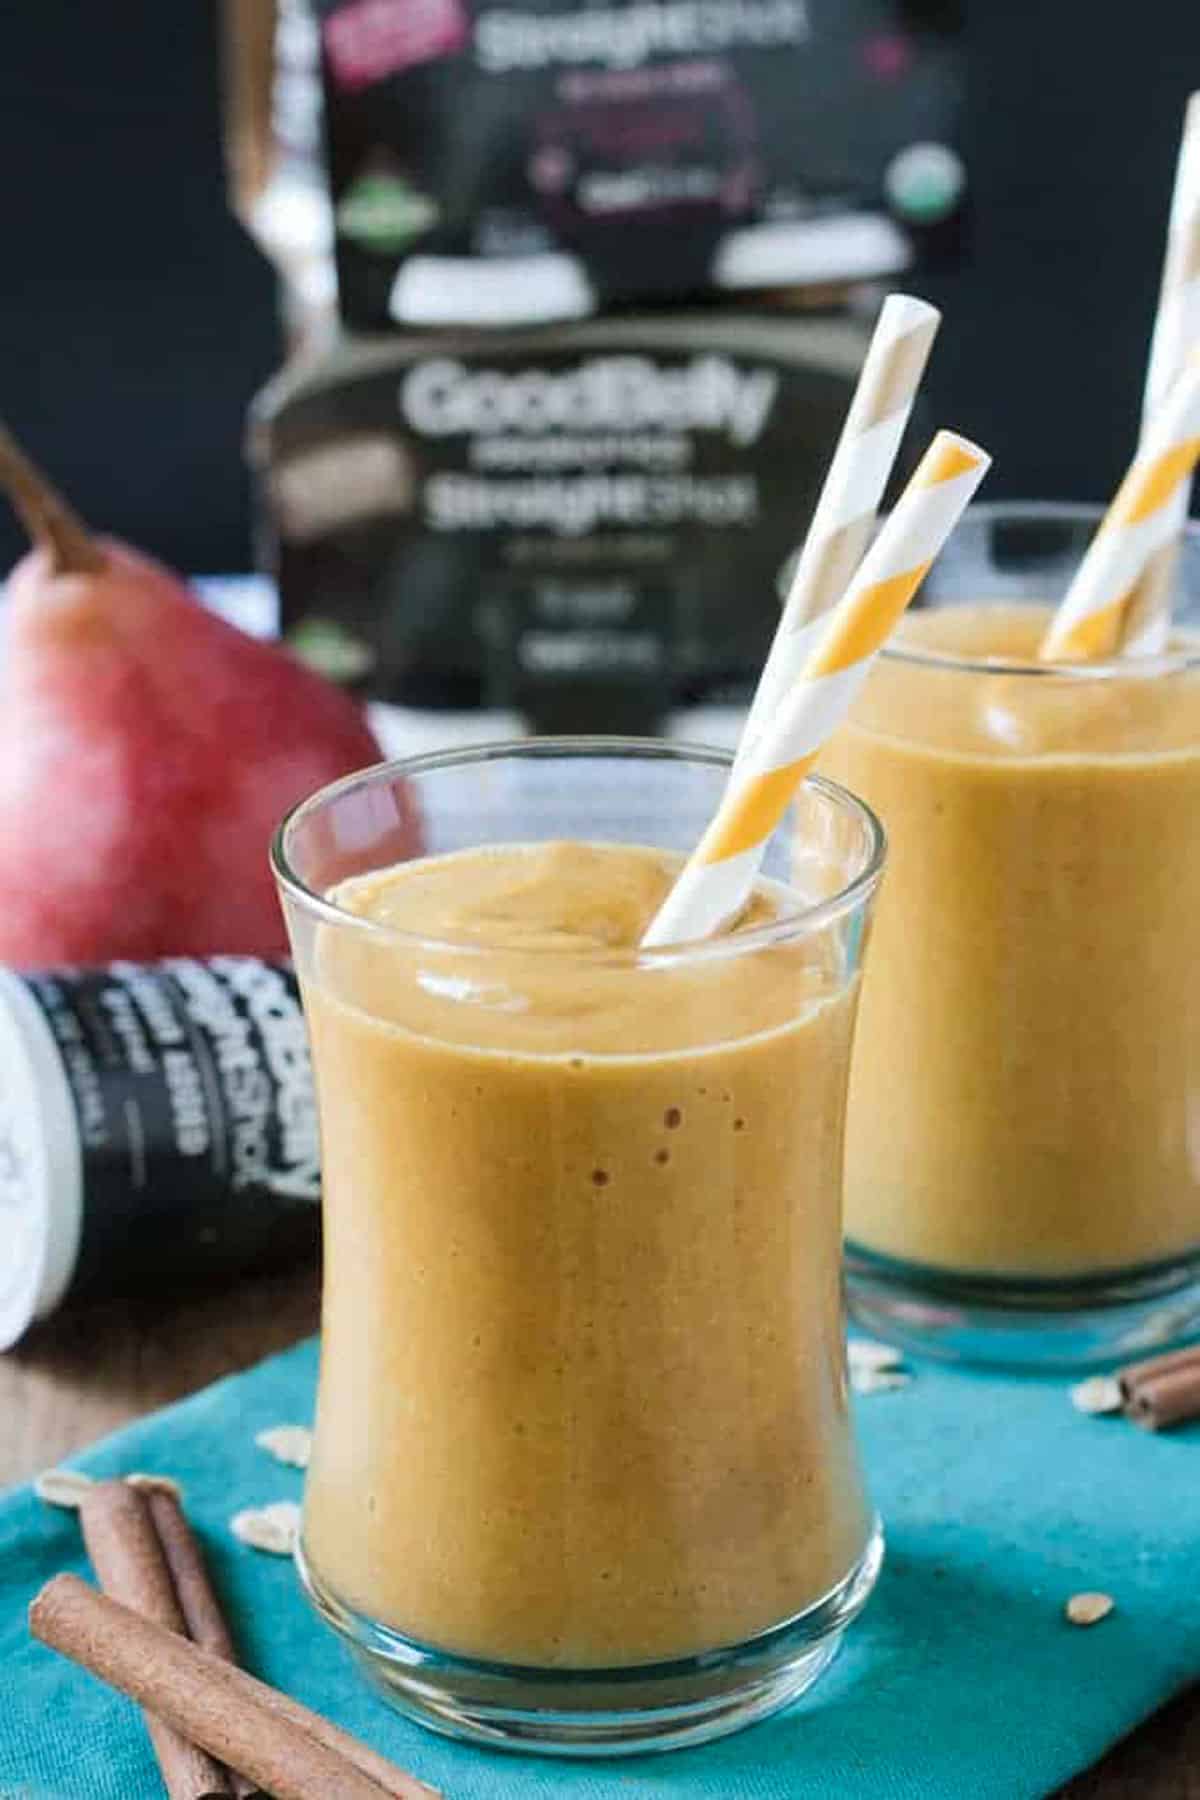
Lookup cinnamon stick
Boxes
[144,1485,241,1662]
[1125,1364,1200,1431]
[0,419,104,574]
[223,1661,439,1800]
[79,1482,233,1799]
[141,1486,257,1800]
[30,1576,440,1800]
[1117,1342,1200,1404]
[135,1483,422,1800]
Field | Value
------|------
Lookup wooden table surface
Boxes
[2,1264,1196,1799]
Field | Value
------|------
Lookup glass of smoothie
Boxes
[821,502,1200,1368]
[271,739,884,1754]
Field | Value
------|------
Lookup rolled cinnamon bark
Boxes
[78,1481,189,1632]
[141,1487,256,1799]
[1116,1342,1200,1404]
[79,1482,233,1799]
[230,1665,439,1799]
[1125,1365,1200,1431]
[29,1576,439,1800]
[141,1485,417,1799]
[84,1480,419,1800]
[143,1485,240,1661]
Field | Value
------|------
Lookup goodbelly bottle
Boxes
[0,955,319,1348]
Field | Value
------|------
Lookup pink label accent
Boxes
[324,0,469,92]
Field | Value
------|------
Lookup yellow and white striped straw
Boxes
[643,430,991,948]
[1122,92,1200,652]
[1039,351,1200,662]
[739,293,941,757]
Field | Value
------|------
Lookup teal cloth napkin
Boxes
[1,1336,1197,1800]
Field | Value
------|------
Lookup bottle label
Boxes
[259,323,890,729]
[19,958,319,1305]
[313,0,965,328]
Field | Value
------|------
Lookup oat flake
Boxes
[1069,1376,1122,1417]
[1066,1591,1115,1627]
[255,1425,313,1470]
[232,1500,302,1555]
[34,1468,95,1510]
[847,1339,906,1373]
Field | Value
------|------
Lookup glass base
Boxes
[295,1522,883,1757]
[846,1243,1200,1371]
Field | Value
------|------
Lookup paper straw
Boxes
[1039,353,1200,662]
[642,431,991,948]
[739,293,941,759]
[1122,92,1200,652]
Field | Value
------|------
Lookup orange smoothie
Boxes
[823,602,1200,1278]
[298,840,872,1669]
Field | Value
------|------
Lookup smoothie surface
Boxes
[323,841,833,1058]
[869,601,1200,758]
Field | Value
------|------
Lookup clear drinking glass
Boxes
[822,503,1200,1368]
[272,739,884,1755]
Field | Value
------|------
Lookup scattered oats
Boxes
[125,1472,184,1500]
[1069,1376,1123,1417]
[231,1501,301,1556]
[851,1368,913,1397]
[34,1468,95,1510]
[255,1425,313,1470]
[1066,1591,1115,1627]
[847,1339,906,1374]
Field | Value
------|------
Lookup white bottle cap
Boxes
[713,213,912,291]
[0,969,83,1351]
[389,253,596,327]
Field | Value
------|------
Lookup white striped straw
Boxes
[643,431,991,948]
[1040,352,1200,662]
[1121,92,1200,652]
[739,293,940,759]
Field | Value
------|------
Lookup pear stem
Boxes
[0,420,104,574]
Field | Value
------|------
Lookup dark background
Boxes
[0,4,279,575]
[1,2,1198,576]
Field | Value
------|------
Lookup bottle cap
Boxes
[389,253,595,327]
[714,214,910,291]
[0,970,82,1351]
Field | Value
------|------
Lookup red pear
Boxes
[0,424,418,965]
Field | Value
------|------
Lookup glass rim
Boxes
[270,736,886,966]
[882,498,1200,682]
